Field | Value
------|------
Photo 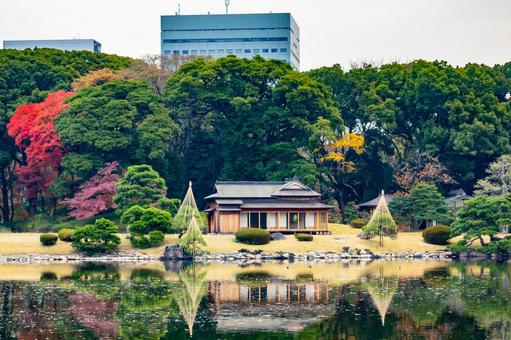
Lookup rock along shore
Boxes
[0,247,455,264]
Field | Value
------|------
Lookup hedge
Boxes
[295,233,313,242]
[422,225,451,245]
[40,234,58,246]
[57,228,75,242]
[130,230,165,249]
[350,218,368,229]
[235,228,270,245]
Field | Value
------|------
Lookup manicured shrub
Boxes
[130,230,165,249]
[40,233,58,246]
[350,218,368,229]
[72,218,121,254]
[422,225,451,245]
[235,228,270,245]
[295,233,313,242]
[57,228,75,242]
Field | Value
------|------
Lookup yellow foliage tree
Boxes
[317,132,365,221]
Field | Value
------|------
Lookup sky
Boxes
[1,0,510,71]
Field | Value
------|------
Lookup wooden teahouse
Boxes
[205,179,332,234]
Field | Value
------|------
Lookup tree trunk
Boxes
[334,188,346,223]
[28,199,36,217]
[0,173,10,222]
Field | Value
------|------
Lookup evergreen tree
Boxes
[362,191,398,246]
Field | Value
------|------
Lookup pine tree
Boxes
[173,182,205,232]
[361,191,398,246]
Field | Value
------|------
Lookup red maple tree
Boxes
[60,162,121,220]
[7,91,74,215]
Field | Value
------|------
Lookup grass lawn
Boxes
[0,224,449,256]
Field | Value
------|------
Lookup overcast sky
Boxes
[1,0,510,71]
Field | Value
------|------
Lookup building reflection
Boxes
[208,278,335,333]
[210,280,330,305]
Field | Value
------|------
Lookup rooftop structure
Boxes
[3,39,101,53]
[161,13,300,70]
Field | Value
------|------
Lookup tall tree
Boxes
[474,154,511,196]
[60,162,121,220]
[451,195,511,246]
[55,80,179,191]
[0,48,131,221]
[389,183,449,230]
[7,91,74,215]
[165,56,341,205]
[113,164,168,216]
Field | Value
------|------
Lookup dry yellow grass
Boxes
[0,224,448,256]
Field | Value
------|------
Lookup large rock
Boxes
[163,244,188,259]
[270,233,286,241]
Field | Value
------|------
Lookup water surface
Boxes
[0,260,509,339]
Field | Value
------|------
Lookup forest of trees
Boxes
[0,48,510,228]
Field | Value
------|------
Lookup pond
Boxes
[0,260,509,339]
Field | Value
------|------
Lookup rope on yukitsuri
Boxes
[179,215,207,256]
[173,181,205,232]
[361,190,398,246]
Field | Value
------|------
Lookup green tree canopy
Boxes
[0,48,131,221]
[390,183,450,230]
[55,79,178,186]
[121,205,172,234]
[451,195,511,246]
[164,56,341,205]
[113,164,168,215]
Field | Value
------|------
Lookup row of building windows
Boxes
[167,48,288,56]
[241,211,327,230]
[162,27,292,33]
[163,37,289,44]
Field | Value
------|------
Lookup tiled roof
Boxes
[205,180,320,199]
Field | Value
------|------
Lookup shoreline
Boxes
[0,248,455,264]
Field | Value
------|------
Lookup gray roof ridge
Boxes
[216,181,286,185]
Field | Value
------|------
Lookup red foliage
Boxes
[60,162,121,220]
[7,91,74,202]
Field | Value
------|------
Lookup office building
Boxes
[161,13,300,70]
[3,39,102,53]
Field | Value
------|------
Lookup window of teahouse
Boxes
[260,212,268,229]
[289,212,299,229]
[249,212,259,228]
[319,212,327,228]
[299,212,306,229]
[279,213,288,229]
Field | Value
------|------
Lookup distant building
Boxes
[161,13,300,70]
[205,179,331,234]
[3,39,101,53]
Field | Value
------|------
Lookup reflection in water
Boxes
[0,261,509,339]
[174,265,207,336]
[363,268,398,326]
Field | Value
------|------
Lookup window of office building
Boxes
[164,50,171,55]
[217,49,225,54]
[262,49,269,53]
[253,48,260,54]
[182,50,189,55]
[226,49,233,53]
[235,49,242,53]
[199,50,207,55]
[191,50,198,55]
[173,50,180,55]
[271,48,278,53]
[280,48,287,53]
[208,49,215,54]
[244,49,251,53]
